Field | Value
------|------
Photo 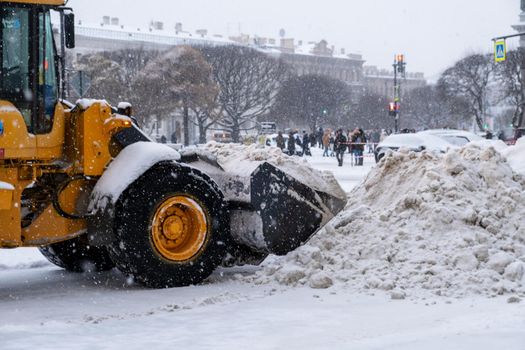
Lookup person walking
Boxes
[334,129,347,167]
[322,130,330,157]
[302,131,311,156]
[329,132,336,157]
[346,129,354,163]
[366,131,373,153]
[309,132,316,148]
[287,131,296,155]
[317,127,324,148]
[371,129,380,152]
[352,128,367,166]
[276,131,286,151]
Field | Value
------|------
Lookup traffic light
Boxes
[388,102,399,117]
[322,109,328,115]
[388,102,394,116]
[395,54,406,74]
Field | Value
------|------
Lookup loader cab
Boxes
[0,4,68,135]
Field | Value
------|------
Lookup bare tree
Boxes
[403,85,470,130]
[495,48,525,128]
[352,90,390,130]
[75,54,126,104]
[438,53,495,131]
[201,46,289,142]
[133,46,216,145]
[272,74,351,131]
[102,48,160,87]
[189,84,222,143]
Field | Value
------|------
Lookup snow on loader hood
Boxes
[89,142,181,211]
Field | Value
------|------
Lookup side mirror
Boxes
[64,11,75,49]
[117,102,133,117]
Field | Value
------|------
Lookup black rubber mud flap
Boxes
[251,162,326,256]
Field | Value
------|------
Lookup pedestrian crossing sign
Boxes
[495,40,506,62]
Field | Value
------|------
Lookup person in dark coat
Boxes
[302,131,311,156]
[276,131,286,150]
[309,132,316,148]
[287,131,296,155]
[334,129,347,166]
[317,127,324,148]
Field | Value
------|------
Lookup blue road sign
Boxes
[495,40,506,62]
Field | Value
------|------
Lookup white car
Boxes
[417,129,483,146]
[374,133,453,163]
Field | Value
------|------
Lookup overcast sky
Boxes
[67,0,520,81]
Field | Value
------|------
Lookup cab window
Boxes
[0,7,32,125]
[37,10,58,134]
[0,6,59,135]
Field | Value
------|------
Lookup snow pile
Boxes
[246,145,525,298]
[201,142,346,200]
[502,137,525,175]
[469,139,508,153]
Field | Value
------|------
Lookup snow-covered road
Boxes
[1,146,524,350]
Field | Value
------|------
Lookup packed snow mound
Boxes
[502,137,525,175]
[469,139,508,153]
[201,142,346,200]
[245,145,525,298]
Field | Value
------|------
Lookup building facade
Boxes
[64,16,427,140]
[363,65,427,99]
[252,38,365,88]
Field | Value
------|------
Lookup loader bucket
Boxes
[250,162,346,255]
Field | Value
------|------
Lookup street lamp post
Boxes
[392,54,406,133]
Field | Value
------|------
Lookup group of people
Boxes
[274,127,384,167]
[330,128,368,167]
[275,130,317,157]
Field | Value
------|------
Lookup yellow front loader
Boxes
[0,0,346,288]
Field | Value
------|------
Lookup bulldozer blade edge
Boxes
[250,162,345,256]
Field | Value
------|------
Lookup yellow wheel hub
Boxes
[151,196,208,262]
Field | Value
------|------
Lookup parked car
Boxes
[374,133,453,163]
[418,129,483,146]
[213,132,233,143]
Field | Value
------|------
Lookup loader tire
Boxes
[108,163,229,288]
[39,235,115,273]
